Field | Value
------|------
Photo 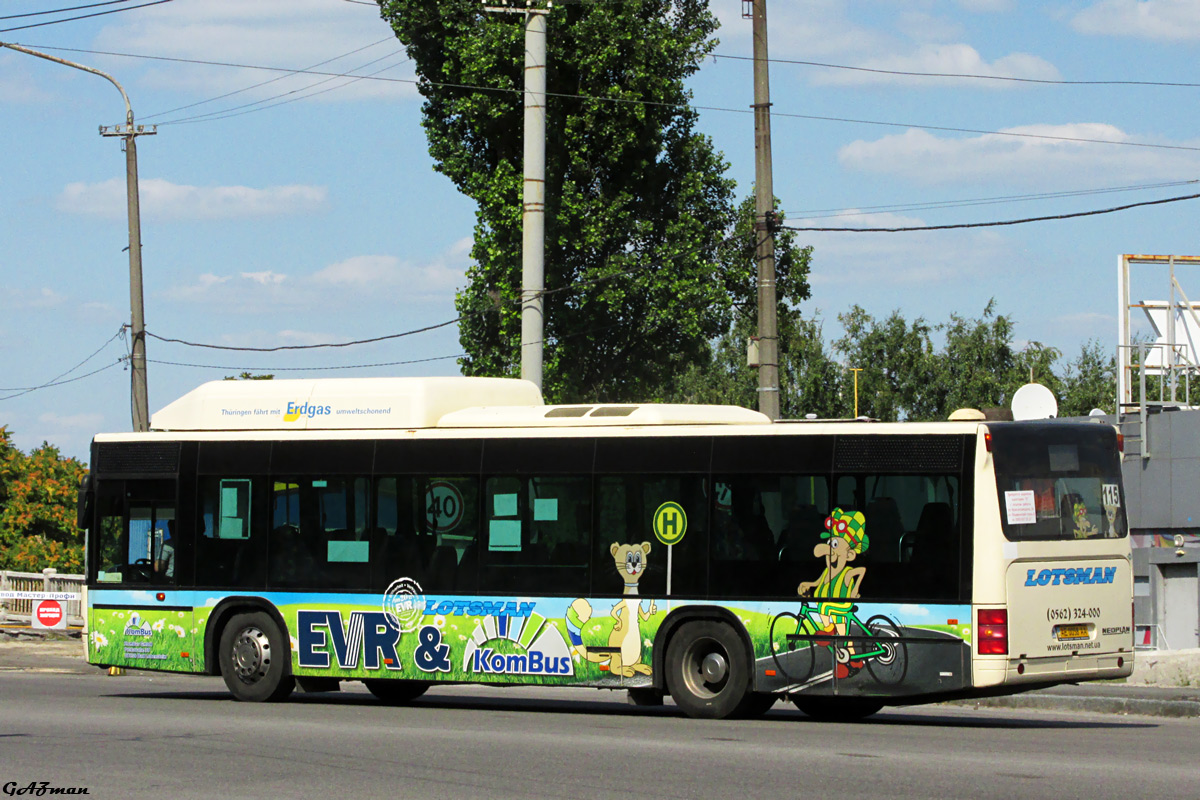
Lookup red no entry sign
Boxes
[33,599,65,629]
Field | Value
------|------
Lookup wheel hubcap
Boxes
[701,652,728,683]
[683,637,731,699]
[231,626,271,685]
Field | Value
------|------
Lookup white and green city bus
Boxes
[79,377,1133,720]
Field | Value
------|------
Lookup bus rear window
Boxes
[990,423,1126,541]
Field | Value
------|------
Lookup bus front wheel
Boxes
[666,621,750,719]
[219,612,295,702]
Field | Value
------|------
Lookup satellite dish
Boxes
[1011,383,1058,421]
[1088,408,1106,417]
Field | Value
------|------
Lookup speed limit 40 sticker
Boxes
[425,480,465,533]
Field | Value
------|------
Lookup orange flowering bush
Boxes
[0,426,87,572]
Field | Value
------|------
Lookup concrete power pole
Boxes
[485,2,548,392]
[101,120,154,431]
[749,0,779,419]
[1,41,154,431]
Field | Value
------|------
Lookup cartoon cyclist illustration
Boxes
[797,507,869,679]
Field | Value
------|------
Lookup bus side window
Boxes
[91,479,176,586]
[374,476,428,591]
[593,475,707,599]
[196,477,264,589]
[478,475,588,595]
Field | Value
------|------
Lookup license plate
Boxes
[1055,624,1090,641]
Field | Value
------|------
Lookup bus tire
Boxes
[219,612,294,702]
[793,697,883,721]
[666,621,750,719]
[364,679,429,705]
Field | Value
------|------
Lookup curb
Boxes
[948,693,1200,718]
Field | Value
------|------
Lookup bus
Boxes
[79,377,1133,720]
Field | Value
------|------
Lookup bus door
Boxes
[90,477,196,671]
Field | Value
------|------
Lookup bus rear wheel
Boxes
[219,612,294,702]
[793,697,883,721]
[666,621,750,719]
[364,679,429,705]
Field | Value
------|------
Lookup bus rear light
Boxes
[977,609,1008,655]
[1117,433,1124,453]
[984,431,993,452]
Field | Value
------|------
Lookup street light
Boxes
[1,41,154,431]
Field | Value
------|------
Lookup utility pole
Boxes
[484,1,549,392]
[748,0,779,419]
[1,42,155,431]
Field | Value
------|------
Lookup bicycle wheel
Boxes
[769,611,815,685]
[864,615,907,686]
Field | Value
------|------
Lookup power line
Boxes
[141,37,396,122]
[710,52,1200,90]
[141,226,759,357]
[0,359,125,402]
[786,179,1200,220]
[155,49,410,126]
[147,353,465,372]
[0,0,135,22]
[0,328,125,395]
[782,192,1200,232]
[17,42,1200,153]
[145,317,461,352]
[0,0,171,33]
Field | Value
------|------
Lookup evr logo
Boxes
[297,610,402,671]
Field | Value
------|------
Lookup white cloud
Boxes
[92,0,417,103]
[311,253,466,292]
[0,287,68,311]
[713,2,1057,89]
[242,271,287,286]
[811,44,1060,87]
[57,179,327,221]
[1073,0,1200,41]
[954,0,1015,12]
[38,411,104,433]
[275,329,339,346]
[161,240,472,313]
[838,124,1200,185]
[795,209,1010,288]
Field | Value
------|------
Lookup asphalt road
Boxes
[1,670,1197,800]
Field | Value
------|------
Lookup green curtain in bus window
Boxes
[487,477,522,552]
[219,479,251,539]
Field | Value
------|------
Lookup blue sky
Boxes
[2,0,1198,461]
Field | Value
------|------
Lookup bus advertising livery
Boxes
[79,377,1133,720]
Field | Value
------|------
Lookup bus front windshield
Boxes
[990,422,1126,541]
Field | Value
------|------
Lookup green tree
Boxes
[1059,340,1117,416]
[936,302,1063,418]
[833,301,1068,421]
[0,428,86,572]
[834,306,937,421]
[381,0,750,402]
[223,373,274,381]
[665,193,823,414]
[668,311,840,417]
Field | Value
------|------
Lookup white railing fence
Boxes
[0,569,85,627]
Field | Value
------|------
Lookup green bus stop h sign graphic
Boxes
[653,502,687,546]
